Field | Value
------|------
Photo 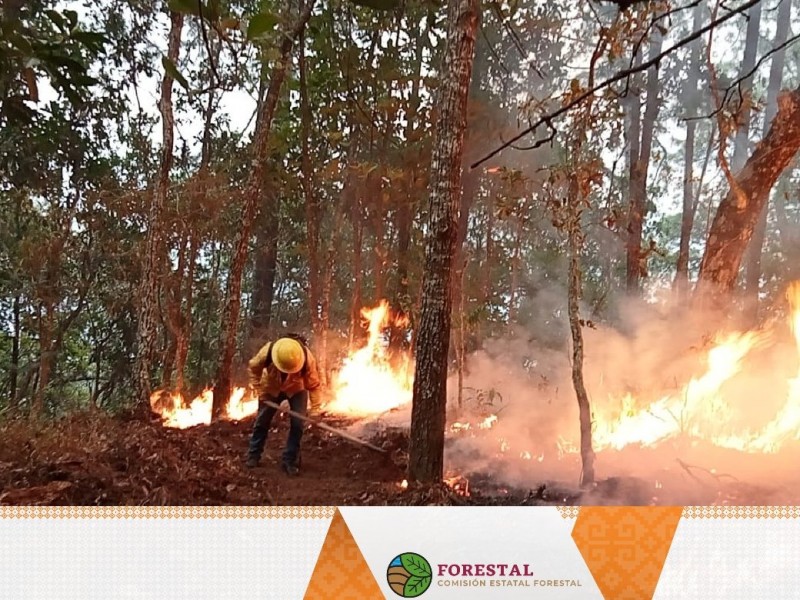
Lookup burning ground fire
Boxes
[151,283,800,492]
[324,300,414,415]
[150,300,414,428]
[587,282,800,455]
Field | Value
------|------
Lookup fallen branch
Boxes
[676,458,739,487]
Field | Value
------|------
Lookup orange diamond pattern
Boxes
[572,506,683,600]
[304,509,384,600]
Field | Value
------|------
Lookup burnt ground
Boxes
[0,411,793,506]
[0,410,579,507]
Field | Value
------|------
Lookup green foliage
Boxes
[1,0,792,421]
[161,56,189,89]
[246,12,278,41]
[0,5,108,120]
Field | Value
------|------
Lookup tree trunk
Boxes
[174,236,196,394]
[196,242,222,383]
[509,215,523,321]
[452,170,476,408]
[626,30,663,293]
[134,10,183,408]
[408,0,479,484]
[10,293,20,405]
[212,3,314,420]
[348,201,364,351]
[624,49,642,290]
[742,0,790,325]
[372,193,387,303]
[675,1,705,298]
[564,33,609,489]
[299,25,322,349]
[162,231,188,389]
[696,85,800,303]
[318,204,346,391]
[567,212,595,488]
[32,308,54,417]
[251,192,281,340]
[731,1,763,172]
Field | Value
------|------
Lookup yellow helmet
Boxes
[271,337,305,374]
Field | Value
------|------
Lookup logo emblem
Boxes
[387,552,433,598]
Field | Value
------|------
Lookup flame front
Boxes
[150,387,257,429]
[586,282,800,454]
[325,300,414,416]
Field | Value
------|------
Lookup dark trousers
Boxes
[248,390,308,466]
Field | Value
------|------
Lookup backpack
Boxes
[265,333,310,377]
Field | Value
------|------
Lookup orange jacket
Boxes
[247,341,322,407]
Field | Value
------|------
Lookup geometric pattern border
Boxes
[0,506,337,519]
[556,506,580,519]
[681,506,800,519]
[557,506,800,520]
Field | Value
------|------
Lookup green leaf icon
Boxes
[400,553,431,578]
[404,575,432,598]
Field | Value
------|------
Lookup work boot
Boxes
[245,456,260,469]
[281,461,299,477]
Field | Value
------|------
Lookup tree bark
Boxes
[696,85,800,303]
[174,235,196,394]
[731,0,763,173]
[196,242,222,383]
[452,169,476,408]
[626,30,662,293]
[299,24,322,349]
[250,195,280,339]
[10,293,20,406]
[212,3,314,420]
[565,32,609,489]
[134,10,183,408]
[509,214,523,321]
[409,0,479,484]
[742,0,790,325]
[348,203,364,352]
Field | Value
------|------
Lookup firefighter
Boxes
[245,336,321,475]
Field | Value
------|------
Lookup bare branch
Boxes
[686,30,800,122]
[470,0,762,170]
[196,1,221,87]
[630,0,702,72]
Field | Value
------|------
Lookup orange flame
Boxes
[150,387,258,429]
[578,281,800,454]
[325,300,414,416]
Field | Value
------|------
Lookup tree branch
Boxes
[197,0,221,87]
[686,30,800,122]
[470,0,762,170]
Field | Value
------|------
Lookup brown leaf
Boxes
[0,481,72,505]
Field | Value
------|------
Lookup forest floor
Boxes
[0,411,795,506]
[0,410,567,507]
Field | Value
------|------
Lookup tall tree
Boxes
[674,0,706,298]
[134,8,183,409]
[696,84,800,303]
[742,0,792,324]
[408,0,479,484]
[211,1,316,420]
[625,20,663,293]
